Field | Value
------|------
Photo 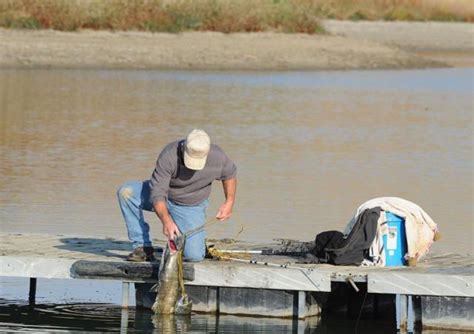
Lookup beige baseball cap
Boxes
[184,129,211,170]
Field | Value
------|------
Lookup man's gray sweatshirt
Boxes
[149,140,237,206]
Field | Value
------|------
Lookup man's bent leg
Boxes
[168,199,208,262]
[117,181,152,249]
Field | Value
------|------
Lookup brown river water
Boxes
[0,68,472,254]
[0,68,472,332]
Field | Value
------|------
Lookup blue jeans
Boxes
[117,180,208,262]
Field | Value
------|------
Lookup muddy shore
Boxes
[0,20,472,70]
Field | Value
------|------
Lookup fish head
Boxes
[169,235,185,253]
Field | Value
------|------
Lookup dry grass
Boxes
[318,0,474,21]
[0,0,472,33]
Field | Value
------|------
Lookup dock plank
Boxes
[191,261,330,291]
[1,233,473,297]
[71,260,194,281]
[368,272,474,297]
[0,256,75,279]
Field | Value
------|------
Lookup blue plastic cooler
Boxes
[383,212,407,266]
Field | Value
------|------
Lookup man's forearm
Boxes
[154,200,181,239]
[154,201,174,227]
[223,178,237,206]
[216,178,236,221]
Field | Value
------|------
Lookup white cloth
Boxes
[345,197,438,266]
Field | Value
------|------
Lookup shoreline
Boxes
[0,21,472,71]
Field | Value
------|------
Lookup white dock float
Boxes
[0,233,473,331]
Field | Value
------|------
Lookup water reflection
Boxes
[0,300,341,333]
[0,300,465,333]
[151,314,192,333]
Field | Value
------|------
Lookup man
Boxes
[117,129,237,262]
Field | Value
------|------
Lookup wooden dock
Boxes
[1,233,473,332]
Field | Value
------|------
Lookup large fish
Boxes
[151,235,192,314]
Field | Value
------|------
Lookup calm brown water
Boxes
[0,68,472,254]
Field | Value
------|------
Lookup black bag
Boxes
[313,230,345,261]
[313,207,381,265]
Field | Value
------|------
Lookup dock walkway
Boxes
[1,233,473,331]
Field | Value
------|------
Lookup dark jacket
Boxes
[313,207,381,265]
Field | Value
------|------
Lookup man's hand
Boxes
[216,202,233,221]
[163,221,181,240]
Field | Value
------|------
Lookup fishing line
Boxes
[184,217,244,241]
[233,224,244,240]
[354,289,368,334]
[184,217,220,238]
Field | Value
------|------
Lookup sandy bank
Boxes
[0,20,472,70]
[323,20,474,67]
[323,20,474,52]
[0,28,441,71]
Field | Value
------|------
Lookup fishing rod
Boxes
[212,248,308,256]
[209,251,321,289]
[212,249,267,254]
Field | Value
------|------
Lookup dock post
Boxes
[297,291,306,319]
[396,294,420,333]
[396,294,408,332]
[122,282,130,308]
[120,309,129,334]
[28,277,37,306]
[407,295,414,333]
